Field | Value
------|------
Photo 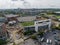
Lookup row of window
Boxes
[24,25,49,31]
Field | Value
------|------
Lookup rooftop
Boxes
[55,12,60,13]
[17,16,36,22]
[4,14,19,18]
[20,21,34,26]
[19,16,49,26]
[0,17,6,23]
[36,16,47,20]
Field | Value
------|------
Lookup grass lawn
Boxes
[55,16,60,19]
[21,21,34,26]
[46,14,55,16]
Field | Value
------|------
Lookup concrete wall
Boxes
[35,19,51,32]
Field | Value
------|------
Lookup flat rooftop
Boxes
[17,16,36,22]
[19,16,50,26]
[36,16,47,20]
[4,14,19,18]
[55,12,60,13]
[0,17,6,23]
[20,21,34,26]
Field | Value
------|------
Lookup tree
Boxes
[52,25,60,30]
[31,35,37,40]
[38,31,44,37]
[0,39,7,45]
[23,30,35,35]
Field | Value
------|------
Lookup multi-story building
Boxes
[18,16,52,32]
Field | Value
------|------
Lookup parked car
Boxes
[54,36,60,45]
[41,37,44,42]
[46,39,52,44]
[53,32,56,34]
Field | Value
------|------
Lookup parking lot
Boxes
[20,39,41,45]
[42,30,60,45]
[20,30,60,45]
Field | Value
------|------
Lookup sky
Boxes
[0,0,60,9]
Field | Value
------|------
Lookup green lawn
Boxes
[55,16,60,19]
[46,14,55,16]
[21,21,34,26]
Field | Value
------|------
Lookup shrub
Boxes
[0,39,7,45]
[24,30,36,35]
[13,42,16,45]
[31,35,37,40]
[52,26,60,30]
[24,30,32,35]
[38,31,44,37]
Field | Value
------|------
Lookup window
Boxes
[38,22,43,24]
[0,36,2,38]
[46,20,49,22]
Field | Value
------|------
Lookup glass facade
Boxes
[38,25,48,31]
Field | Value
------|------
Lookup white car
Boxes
[41,37,44,42]
[46,39,52,44]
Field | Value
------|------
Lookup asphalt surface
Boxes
[20,30,60,45]
[20,39,41,45]
[42,30,60,45]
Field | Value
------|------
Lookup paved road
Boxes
[23,30,60,45]
[20,39,41,45]
[42,30,60,45]
[7,30,60,45]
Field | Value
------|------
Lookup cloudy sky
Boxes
[0,0,60,9]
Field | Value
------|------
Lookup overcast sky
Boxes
[0,0,60,9]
